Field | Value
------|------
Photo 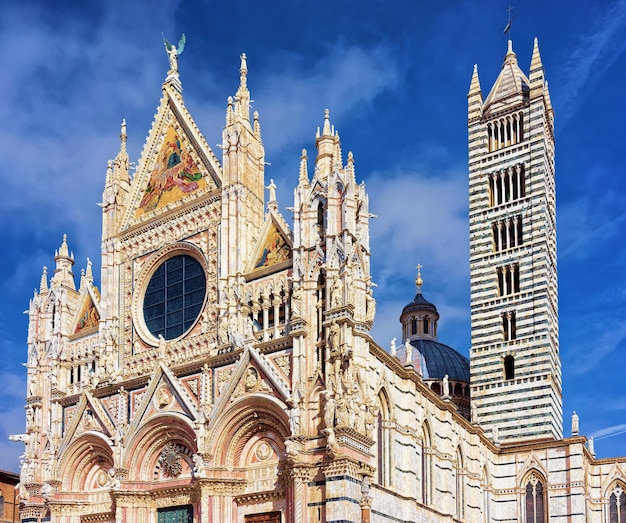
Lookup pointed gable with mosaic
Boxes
[122,76,222,229]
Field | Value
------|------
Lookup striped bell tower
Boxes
[468,39,561,443]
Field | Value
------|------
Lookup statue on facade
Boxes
[325,428,339,455]
[323,391,336,429]
[405,338,413,364]
[291,285,302,317]
[390,337,396,356]
[366,289,376,322]
[289,405,301,435]
[443,374,450,397]
[266,179,277,202]
[331,277,342,308]
[572,411,579,436]
[162,33,186,74]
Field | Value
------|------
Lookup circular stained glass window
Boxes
[143,254,206,340]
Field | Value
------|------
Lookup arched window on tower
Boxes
[504,355,515,380]
[609,484,626,523]
[423,316,430,335]
[0,495,4,518]
[411,318,418,336]
[524,473,547,523]
[503,311,516,341]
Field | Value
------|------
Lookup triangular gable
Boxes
[517,451,549,483]
[602,462,626,495]
[209,346,292,428]
[180,373,202,407]
[58,391,115,455]
[70,286,101,337]
[247,216,292,277]
[122,83,222,229]
[127,362,200,435]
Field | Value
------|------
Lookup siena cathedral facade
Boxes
[13,38,626,523]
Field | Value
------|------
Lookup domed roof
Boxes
[402,290,438,315]
[409,339,469,382]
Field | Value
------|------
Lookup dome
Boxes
[411,340,469,382]
[408,339,469,382]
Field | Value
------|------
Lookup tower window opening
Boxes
[493,216,523,252]
[497,264,520,296]
[488,114,524,153]
[504,355,515,380]
[423,316,430,335]
[609,485,626,523]
[488,164,526,208]
[411,318,418,336]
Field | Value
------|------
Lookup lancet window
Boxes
[488,164,526,207]
[456,449,465,519]
[609,484,626,523]
[492,215,523,251]
[487,112,524,152]
[421,423,432,505]
[525,474,546,523]
[503,311,517,341]
[504,354,515,380]
[497,264,520,296]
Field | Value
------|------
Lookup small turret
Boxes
[314,109,341,180]
[51,235,76,290]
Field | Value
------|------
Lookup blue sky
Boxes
[0,0,625,472]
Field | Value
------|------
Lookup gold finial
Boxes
[416,264,423,290]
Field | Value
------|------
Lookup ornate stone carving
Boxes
[158,443,183,478]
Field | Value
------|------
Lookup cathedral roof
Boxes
[402,290,438,315]
[409,339,470,382]
[483,40,529,116]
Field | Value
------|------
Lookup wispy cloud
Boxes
[555,0,626,127]
[591,422,626,441]
[568,317,626,376]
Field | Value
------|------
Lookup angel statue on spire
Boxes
[162,33,186,74]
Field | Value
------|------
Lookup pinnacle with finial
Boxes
[299,148,309,184]
[40,266,48,292]
[322,109,332,136]
[120,119,127,149]
[416,264,423,290]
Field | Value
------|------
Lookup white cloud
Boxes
[254,42,402,155]
[555,0,626,126]
[368,169,468,284]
